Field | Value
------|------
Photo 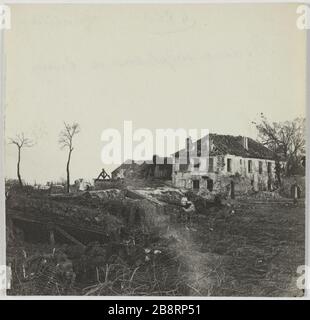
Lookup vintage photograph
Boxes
[2,3,307,296]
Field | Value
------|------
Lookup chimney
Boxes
[186,137,192,164]
[242,136,248,150]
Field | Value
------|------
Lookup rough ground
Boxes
[6,185,305,297]
[191,201,305,296]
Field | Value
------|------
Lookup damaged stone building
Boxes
[172,134,282,196]
[111,155,172,180]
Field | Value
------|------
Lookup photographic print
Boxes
[1,2,307,297]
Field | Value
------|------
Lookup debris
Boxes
[6,181,305,297]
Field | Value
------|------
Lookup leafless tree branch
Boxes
[8,132,35,186]
[59,122,81,192]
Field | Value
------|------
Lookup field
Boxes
[191,201,305,296]
[6,186,305,297]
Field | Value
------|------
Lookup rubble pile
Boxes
[133,187,185,205]
[6,178,305,297]
[7,193,121,233]
[6,187,179,246]
[7,185,202,296]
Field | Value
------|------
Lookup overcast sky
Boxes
[4,4,306,184]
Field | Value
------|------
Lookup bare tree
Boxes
[59,122,80,193]
[9,133,35,187]
[253,114,305,176]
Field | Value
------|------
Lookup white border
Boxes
[0,0,308,300]
[0,4,6,298]
[305,1,310,300]
[2,0,310,4]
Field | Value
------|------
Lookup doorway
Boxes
[193,180,200,190]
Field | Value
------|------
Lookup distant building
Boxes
[172,134,284,196]
[111,160,142,180]
[151,155,173,179]
[111,156,172,180]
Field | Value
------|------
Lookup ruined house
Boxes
[148,155,172,179]
[172,134,283,196]
[111,156,172,180]
[111,160,141,180]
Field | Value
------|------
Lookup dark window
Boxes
[180,164,188,172]
[259,161,263,174]
[268,179,271,191]
[208,157,214,172]
[193,180,200,190]
[193,159,200,168]
[227,158,232,172]
[267,162,272,174]
[197,140,201,157]
[207,178,213,191]
[248,160,252,173]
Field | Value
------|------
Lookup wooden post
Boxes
[49,230,55,246]
[231,181,235,199]
[293,185,298,204]
[47,222,56,246]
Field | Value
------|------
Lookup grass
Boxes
[191,201,305,296]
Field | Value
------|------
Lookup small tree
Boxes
[9,133,35,187]
[253,114,305,176]
[59,122,80,193]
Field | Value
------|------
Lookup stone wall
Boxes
[172,153,277,195]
